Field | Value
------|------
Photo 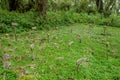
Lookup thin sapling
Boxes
[11,22,18,41]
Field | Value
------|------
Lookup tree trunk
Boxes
[96,0,103,13]
[104,0,116,17]
[28,0,35,8]
[105,0,116,11]
[74,0,79,6]
[35,0,47,16]
[74,0,77,6]
[8,0,16,11]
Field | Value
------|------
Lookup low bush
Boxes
[109,14,120,27]
[0,9,120,33]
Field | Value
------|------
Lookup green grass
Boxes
[0,24,120,80]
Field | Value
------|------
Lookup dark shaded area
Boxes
[35,0,47,16]
[96,0,103,13]
[8,0,35,12]
[8,0,16,11]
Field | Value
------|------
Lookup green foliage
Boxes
[0,0,9,10]
[48,0,58,11]
[59,1,71,11]
[0,51,3,67]
[0,9,120,33]
[109,14,120,27]
[0,24,120,79]
[0,51,17,80]
[0,69,17,80]
[0,10,35,33]
[75,1,89,13]
[48,0,72,11]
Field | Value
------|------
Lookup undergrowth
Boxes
[0,24,120,80]
[0,9,120,33]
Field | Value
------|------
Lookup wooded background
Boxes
[0,0,120,16]
[0,0,120,33]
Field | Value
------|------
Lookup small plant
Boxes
[89,23,93,27]
[47,33,50,42]
[3,73,6,80]
[103,26,107,35]
[70,29,73,33]
[11,22,18,41]
[1,69,17,80]
[19,67,28,78]
[2,51,11,69]
[105,42,110,60]
[76,34,82,43]
[0,40,2,50]
[30,44,35,61]
[88,23,93,35]
[76,57,88,71]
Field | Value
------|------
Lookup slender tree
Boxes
[7,0,24,12]
[96,0,103,13]
[104,0,116,16]
[105,0,116,11]
[35,0,47,16]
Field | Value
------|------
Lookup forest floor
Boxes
[0,24,120,80]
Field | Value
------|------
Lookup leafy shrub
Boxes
[75,1,89,13]
[0,10,35,33]
[0,9,120,33]
[0,69,17,80]
[108,14,120,27]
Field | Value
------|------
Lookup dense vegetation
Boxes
[0,0,120,33]
[0,9,120,33]
[0,24,120,80]
[0,0,120,80]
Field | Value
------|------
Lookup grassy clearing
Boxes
[0,24,120,80]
